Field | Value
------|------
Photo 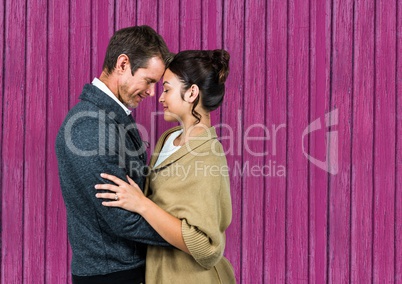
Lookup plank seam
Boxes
[326,0,335,281]
[179,0,182,51]
[23,0,28,280]
[371,0,377,282]
[113,0,116,32]
[90,0,93,80]
[307,0,311,282]
[135,0,138,26]
[0,0,5,279]
[349,0,356,283]
[44,0,50,282]
[262,2,268,282]
[67,0,71,278]
[220,0,225,132]
[200,0,203,49]
[284,0,290,281]
[155,0,160,141]
[240,0,246,281]
[394,0,399,282]
[68,0,71,110]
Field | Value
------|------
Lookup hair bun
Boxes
[210,49,230,84]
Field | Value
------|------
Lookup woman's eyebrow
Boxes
[162,81,170,85]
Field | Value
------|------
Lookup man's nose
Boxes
[146,84,156,97]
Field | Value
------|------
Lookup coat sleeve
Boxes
[177,146,232,269]
[64,115,169,246]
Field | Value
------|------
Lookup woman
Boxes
[95,49,236,283]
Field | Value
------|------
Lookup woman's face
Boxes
[159,69,190,123]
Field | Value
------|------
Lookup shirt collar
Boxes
[91,77,132,116]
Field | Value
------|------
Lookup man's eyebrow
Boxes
[147,78,158,83]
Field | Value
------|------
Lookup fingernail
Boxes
[94,185,99,189]
[100,173,105,177]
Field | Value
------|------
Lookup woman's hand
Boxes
[96,174,190,254]
[95,173,147,214]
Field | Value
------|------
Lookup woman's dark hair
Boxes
[167,49,230,123]
[103,25,172,75]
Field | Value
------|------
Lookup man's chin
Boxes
[130,97,144,109]
[126,101,139,109]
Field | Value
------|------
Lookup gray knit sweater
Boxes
[56,84,168,276]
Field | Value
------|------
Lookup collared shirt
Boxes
[92,77,132,116]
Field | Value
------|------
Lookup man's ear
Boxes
[185,84,200,103]
[115,54,130,74]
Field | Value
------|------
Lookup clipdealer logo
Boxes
[302,109,339,175]
[62,108,339,176]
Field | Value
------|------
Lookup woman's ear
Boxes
[115,54,130,74]
[185,84,200,103]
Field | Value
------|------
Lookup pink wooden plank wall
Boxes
[46,0,69,282]
[351,0,374,282]
[1,0,400,283]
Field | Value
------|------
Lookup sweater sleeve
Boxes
[175,144,232,269]
[181,219,225,269]
[62,115,169,246]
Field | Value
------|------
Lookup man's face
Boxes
[117,56,165,109]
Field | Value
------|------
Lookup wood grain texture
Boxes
[46,0,70,282]
[115,0,136,30]
[179,0,202,50]
[221,0,245,282]
[91,0,115,78]
[136,0,158,32]
[23,0,47,282]
[286,0,310,282]
[0,0,400,283]
[373,0,396,282]
[115,0,137,123]
[0,0,4,280]
[1,0,26,283]
[67,2,92,282]
[351,0,375,282]
[308,0,330,282]
[69,0,92,108]
[396,1,402,282]
[155,0,180,144]
[242,0,266,282]
[264,0,287,282]
[202,0,223,132]
[157,0,180,55]
[135,0,159,159]
[328,0,354,282]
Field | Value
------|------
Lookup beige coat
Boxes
[144,126,236,284]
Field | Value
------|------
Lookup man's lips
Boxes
[136,94,146,102]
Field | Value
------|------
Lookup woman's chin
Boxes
[163,113,180,123]
[164,117,178,123]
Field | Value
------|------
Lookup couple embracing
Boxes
[56,25,235,284]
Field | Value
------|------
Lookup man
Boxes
[56,25,171,284]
